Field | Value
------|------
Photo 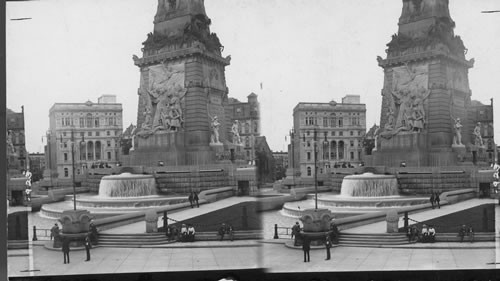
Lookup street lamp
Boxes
[313,127,318,210]
[289,128,295,187]
[68,128,85,211]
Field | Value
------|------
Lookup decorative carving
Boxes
[6,130,15,155]
[137,62,186,137]
[450,115,463,146]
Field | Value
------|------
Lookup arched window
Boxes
[330,141,337,159]
[95,141,101,160]
[323,142,329,160]
[338,141,345,159]
[87,141,94,160]
[307,167,312,176]
[86,113,93,128]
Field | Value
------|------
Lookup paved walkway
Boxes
[101,196,257,234]
[346,198,496,233]
[8,241,261,277]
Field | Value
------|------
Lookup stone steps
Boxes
[338,233,409,246]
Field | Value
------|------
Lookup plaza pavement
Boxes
[262,199,500,272]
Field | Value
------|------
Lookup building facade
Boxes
[226,93,260,163]
[7,107,27,173]
[47,95,123,180]
[28,153,45,182]
[292,95,366,178]
[272,151,288,180]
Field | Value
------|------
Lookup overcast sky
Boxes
[6,0,500,154]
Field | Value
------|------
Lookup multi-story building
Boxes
[291,95,366,179]
[46,95,123,180]
[226,93,260,163]
[7,107,27,173]
[469,99,495,163]
[272,151,289,180]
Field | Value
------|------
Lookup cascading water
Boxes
[340,172,398,197]
[98,173,157,198]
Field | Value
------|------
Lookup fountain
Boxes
[98,173,157,198]
[282,172,428,218]
[341,173,398,197]
[40,173,187,219]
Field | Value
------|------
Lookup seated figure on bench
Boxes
[428,225,436,243]
[180,224,188,242]
[187,225,196,242]
[421,224,429,243]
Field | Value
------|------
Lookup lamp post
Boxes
[70,130,77,210]
[290,128,295,187]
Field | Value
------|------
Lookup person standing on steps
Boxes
[188,192,194,208]
[84,235,91,261]
[434,192,440,209]
[302,236,310,263]
[62,237,70,264]
[325,234,332,260]
[468,225,474,243]
[429,193,435,209]
[458,225,467,242]
[218,223,226,241]
[194,192,199,208]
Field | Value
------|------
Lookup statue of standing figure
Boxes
[231,120,241,145]
[451,115,463,146]
[210,116,221,144]
[473,122,483,146]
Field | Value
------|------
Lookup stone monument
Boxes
[373,0,484,167]
[129,0,233,166]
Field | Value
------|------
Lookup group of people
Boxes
[458,224,474,243]
[292,221,339,263]
[188,191,200,208]
[54,221,98,264]
[407,224,436,243]
[429,192,441,209]
[180,223,196,242]
[218,223,234,241]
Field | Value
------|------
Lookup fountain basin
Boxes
[98,173,157,198]
[341,172,398,197]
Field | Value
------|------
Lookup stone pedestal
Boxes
[298,208,334,246]
[145,210,158,233]
[386,210,399,233]
[59,209,92,234]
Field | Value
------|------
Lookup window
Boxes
[86,114,93,128]
[107,131,110,136]
[63,132,67,136]
[350,131,354,136]
[350,140,354,147]
[64,153,68,161]
[79,118,85,128]
[63,142,67,148]
[350,151,354,160]
[80,132,84,137]
[107,141,111,147]
[107,151,112,160]
[307,131,310,136]
[331,131,335,136]
[358,131,362,136]
[339,132,343,136]
[88,132,92,136]
[330,117,336,127]
[323,118,328,127]
[307,167,312,176]
[338,118,343,127]
[96,131,100,137]
[95,118,99,127]
[307,141,311,147]
[307,152,311,160]
[64,168,69,177]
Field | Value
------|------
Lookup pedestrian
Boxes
[188,192,194,208]
[194,192,199,208]
[458,225,467,242]
[406,226,412,242]
[187,224,196,242]
[62,237,70,264]
[421,224,429,243]
[429,193,435,209]
[302,237,310,263]
[89,222,99,245]
[162,212,168,236]
[180,224,188,242]
[468,225,474,243]
[330,222,339,244]
[84,235,91,261]
[292,222,300,246]
[228,224,234,241]
[325,234,332,260]
[50,223,59,241]
[218,223,226,241]
[428,225,436,243]
[434,192,441,209]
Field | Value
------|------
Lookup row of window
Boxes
[61,130,118,138]
[304,130,363,138]
[60,115,119,128]
[306,148,360,161]
[304,116,363,128]
[63,150,114,162]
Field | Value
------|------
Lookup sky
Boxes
[6,0,500,154]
